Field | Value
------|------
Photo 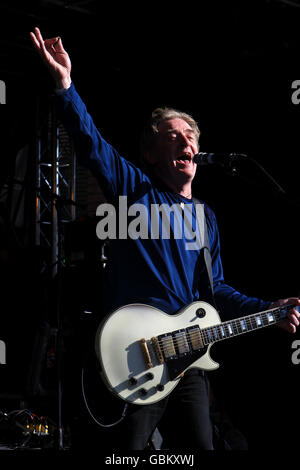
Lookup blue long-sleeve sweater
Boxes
[55,83,271,319]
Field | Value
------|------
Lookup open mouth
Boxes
[176,153,193,165]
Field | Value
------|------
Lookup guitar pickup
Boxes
[159,334,177,360]
[187,326,204,350]
[174,330,190,354]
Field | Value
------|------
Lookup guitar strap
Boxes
[192,198,214,297]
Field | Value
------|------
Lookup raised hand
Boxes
[30,27,72,89]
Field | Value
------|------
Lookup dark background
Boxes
[0,0,300,452]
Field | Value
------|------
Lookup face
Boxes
[147,118,199,186]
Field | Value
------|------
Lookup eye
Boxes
[186,133,195,142]
[167,132,178,141]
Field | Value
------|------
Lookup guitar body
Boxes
[95,301,220,405]
[94,299,295,407]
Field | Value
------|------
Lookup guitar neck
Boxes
[201,304,294,346]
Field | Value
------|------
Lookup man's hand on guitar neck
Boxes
[270,297,300,333]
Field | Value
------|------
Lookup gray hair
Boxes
[140,107,200,172]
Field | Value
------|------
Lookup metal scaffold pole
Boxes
[35,95,77,273]
[34,93,77,449]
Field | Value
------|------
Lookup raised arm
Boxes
[30,27,72,90]
[29,27,149,200]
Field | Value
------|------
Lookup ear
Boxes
[144,150,158,165]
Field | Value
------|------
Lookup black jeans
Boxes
[114,369,214,450]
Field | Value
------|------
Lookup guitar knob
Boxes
[196,308,206,318]
[146,372,154,380]
[129,377,138,386]
[156,384,164,392]
[139,388,147,396]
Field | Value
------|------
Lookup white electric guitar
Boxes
[95,301,297,406]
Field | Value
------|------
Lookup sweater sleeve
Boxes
[206,205,272,320]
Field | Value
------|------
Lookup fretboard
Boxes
[201,304,295,346]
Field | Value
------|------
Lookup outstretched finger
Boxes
[32,27,49,59]
[30,31,41,51]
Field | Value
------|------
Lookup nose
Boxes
[178,132,190,146]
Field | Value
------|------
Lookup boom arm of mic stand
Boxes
[224,154,300,208]
[245,156,286,195]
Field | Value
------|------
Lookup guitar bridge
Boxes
[139,338,153,369]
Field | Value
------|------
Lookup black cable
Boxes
[80,366,128,428]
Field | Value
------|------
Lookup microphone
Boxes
[193,152,247,166]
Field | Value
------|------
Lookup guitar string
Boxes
[155,315,276,350]
[157,304,294,351]
[155,310,282,348]
[155,316,274,351]
[153,306,291,353]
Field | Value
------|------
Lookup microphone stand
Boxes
[219,154,300,208]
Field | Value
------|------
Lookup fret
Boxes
[219,325,226,338]
[261,313,269,327]
[207,329,214,342]
[215,325,224,340]
[227,322,234,336]
[206,327,214,342]
[275,309,283,321]
[231,321,238,335]
[240,319,247,332]
[267,311,275,323]
[201,327,214,345]
[212,326,220,341]
[220,323,229,338]
[249,315,257,331]
[255,314,262,328]
[234,319,243,334]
